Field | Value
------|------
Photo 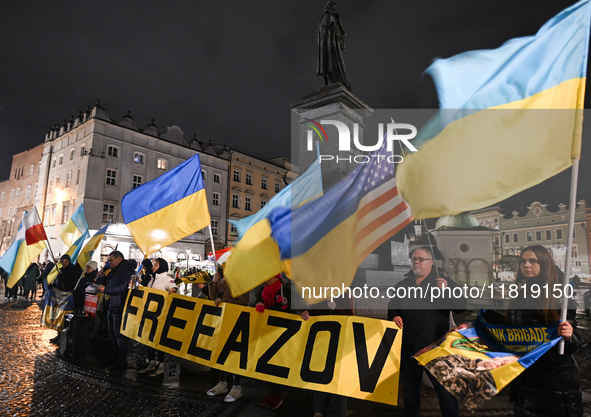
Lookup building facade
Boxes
[0,145,44,253]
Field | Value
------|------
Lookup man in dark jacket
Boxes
[388,246,466,417]
[53,254,83,292]
[39,260,54,298]
[96,250,135,370]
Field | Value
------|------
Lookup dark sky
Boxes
[1,0,588,210]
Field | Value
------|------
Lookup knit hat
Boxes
[86,261,98,271]
[60,254,71,263]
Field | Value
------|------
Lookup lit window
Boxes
[134,152,144,164]
[66,171,72,188]
[261,178,267,190]
[106,169,117,186]
[55,176,60,188]
[11,189,15,199]
[556,228,563,240]
[44,207,51,226]
[132,174,143,189]
[69,149,75,161]
[233,170,241,182]
[50,205,56,225]
[246,173,252,186]
[16,188,20,198]
[245,196,251,211]
[62,204,69,224]
[211,220,218,235]
[230,225,238,236]
[213,192,220,206]
[8,207,12,217]
[157,159,167,170]
[37,162,41,174]
[232,194,239,209]
[29,164,34,177]
[275,183,281,193]
[102,204,115,222]
[213,173,221,183]
[107,145,119,158]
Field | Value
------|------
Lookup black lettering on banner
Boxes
[216,311,250,369]
[159,297,196,351]
[122,289,143,331]
[138,292,165,342]
[187,304,223,361]
[300,321,341,384]
[255,316,302,379]
[352,322,397,393]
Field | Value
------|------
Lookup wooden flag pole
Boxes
[558,158,580,355]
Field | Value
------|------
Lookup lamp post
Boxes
[186,248,191,271]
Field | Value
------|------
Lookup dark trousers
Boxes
[401,354,459,417]
[219,371,242,386]
[107,311,128,362]
[147,347,165,363]
[313,392,347,417]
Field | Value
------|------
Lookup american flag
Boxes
[353,140,413,263]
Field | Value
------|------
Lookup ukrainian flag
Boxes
[47,230,89,285]
[76,223,110,269]
[121,154,210,256]
[398,0,590,219]
[59,204,89,246]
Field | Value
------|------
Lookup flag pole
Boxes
[208,224,217,266]
[558,158,580,355]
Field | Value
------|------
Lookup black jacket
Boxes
[103,260,135,313]
[54,263,83,292]
[505,294,583,417]
[387,266,466,355]
[73,269,97,311]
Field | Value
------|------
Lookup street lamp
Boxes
[186,248,191,271]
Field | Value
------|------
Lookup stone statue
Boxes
[317,1,351,90]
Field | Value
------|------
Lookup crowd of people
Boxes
[1,245,585,417]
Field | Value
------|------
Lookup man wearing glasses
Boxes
[388,246,466,417]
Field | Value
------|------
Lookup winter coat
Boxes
[74,269,97,311]
[54,263,83,292]
[255,279,292,313]
[387,266,466,355]
[103,260,135,313]
[506,290,583,417]
[147,272,178,292]
[208,277,249,306]
[24,264,40,291]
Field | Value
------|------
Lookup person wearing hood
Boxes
[137,258,177,379]
[139,258,153,287]
[73,261,98,311]
[23,263,40,300]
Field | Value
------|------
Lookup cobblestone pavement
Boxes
[1,298,590,416]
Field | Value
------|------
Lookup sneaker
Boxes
[147,362,164,378]
[137,360,156,375]
[267,395,283,410]
[224,386,242,402]
[207,381,228,396]
[259,393,274,407]
[108,360,128,371]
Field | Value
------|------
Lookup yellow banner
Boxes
[121,287,402,405]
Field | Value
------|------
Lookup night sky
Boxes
[1,0,588,211]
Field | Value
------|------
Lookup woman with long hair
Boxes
[508,245,582,417]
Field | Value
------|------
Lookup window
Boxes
[504,234,510,244]
[261,178,267,190]
[212,192,220,206]
[52,157,57,168]
[102,204,115,222]
[132,174,143,189]
[8,207,12,217]
[48,179,53,193]
[575,260,582,267]
[513,233,518,243]
[26,185,31,200]
[37,162,41,174]
[556,228,563,240]
[233,170,241,182]
[107,145,119,158]
[50,205,56,225]
[232,194,239,209]
[275,183,281,193]
[106,169,117,186]
[44,207,51,226]
[62,204,69,224]
[29,164,34,177]
[76,168,81,185]
[157,158,167,170]
[545,230,552,240]
[246,173,252,186]
[0,209,2,219]
[573,228,576,239]
[11,189,15,199]
[55,176,60,188]
[80,145,87,157]
[66,171,72,188]
[0,192,4,201]
[134,152,144,164]
[69,149,75,161]
[230,224,238,236]
[535,230,542,241]
[526,232,533,242]
[211,220,218,235]
[213,173,221,183]
[571,245,578,259]
[34,184,38,197]
[58,154,64,166]
[245,196,251,211]
[16,188,20,198]
[261,200,267,209]
[201,170,207,181]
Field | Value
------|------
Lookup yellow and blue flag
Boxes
[76,223,110,269]
[398,0,590,219]
[226,140,413,300]
[59,204,89,246]
[121,154,210,256]
[414,313,562,409]
[47,230,89,285]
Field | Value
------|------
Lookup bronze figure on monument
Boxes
[317,1,352,90]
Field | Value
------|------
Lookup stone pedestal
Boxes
[291,83,372,189]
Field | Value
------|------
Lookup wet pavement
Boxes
[1,298,590,417]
